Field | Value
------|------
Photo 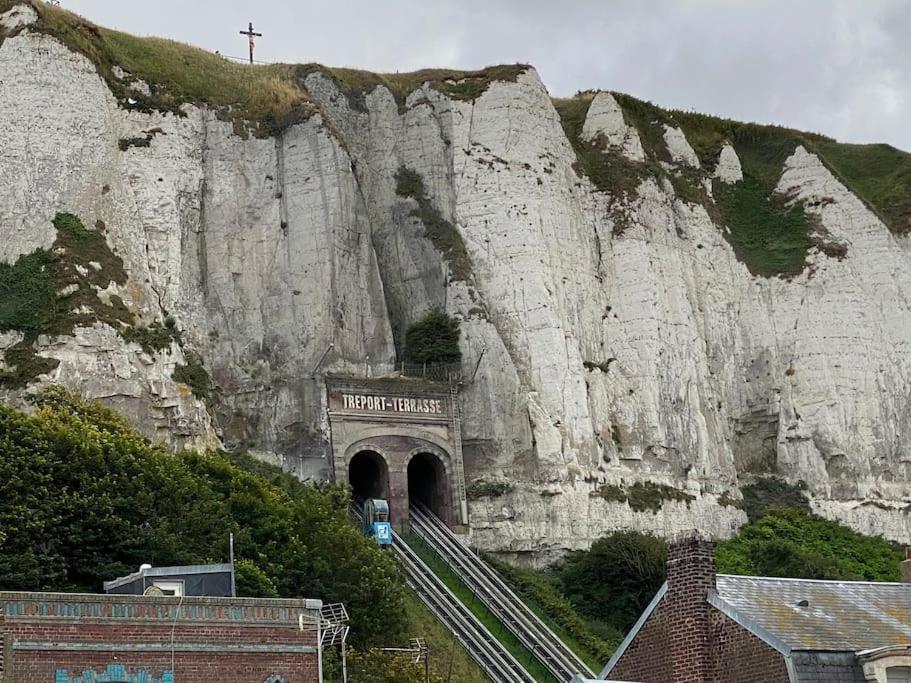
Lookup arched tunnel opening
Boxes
[408,452,450,523]
[348,450,389,502]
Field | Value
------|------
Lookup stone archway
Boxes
[347,450,389,502]
[407,450,452,524]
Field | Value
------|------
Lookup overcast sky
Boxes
[64,0,911,151]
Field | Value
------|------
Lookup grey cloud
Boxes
[62,0,911,150]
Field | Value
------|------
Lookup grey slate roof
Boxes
[715,574,911,651]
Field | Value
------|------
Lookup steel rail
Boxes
[411,503,596,681]
[350,502,536,683]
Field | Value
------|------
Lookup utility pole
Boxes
[239,21,262,64]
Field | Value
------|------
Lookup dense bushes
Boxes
[555,531,667,634]
[0,387,405,646]
[716,507,904,581]
[403,309,461,365]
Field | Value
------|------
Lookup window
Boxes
[151,580,184,596]
[887,667,911,683]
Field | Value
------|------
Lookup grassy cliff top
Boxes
[557,90,911,238]
[0,1,526,133]
[3,3,908,237]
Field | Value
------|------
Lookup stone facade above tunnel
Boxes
[325,376,468,527]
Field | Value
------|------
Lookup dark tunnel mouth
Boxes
[408,452,449,522]
[348,450,389,502]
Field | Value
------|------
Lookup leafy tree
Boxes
[403,309,461,364]
[554,530,667,633]
[0,387,406,646]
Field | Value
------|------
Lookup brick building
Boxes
[0,591,324,682]
[599,537,911,683]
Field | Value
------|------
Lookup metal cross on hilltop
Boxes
[239,22,262,64]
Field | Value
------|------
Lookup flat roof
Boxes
[103,563,233,591]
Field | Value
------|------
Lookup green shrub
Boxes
[716,507,903,581]
[0,387,407,646]
[172,354,211,399]
[466,480,512,499]
[123,317,181,355]
[395,167,472,280]
[403,309,461,365]
[555,531,667,633]
[589,481,694,512]
[741,477,809,522]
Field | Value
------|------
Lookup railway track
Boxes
[410,502,595,682]
[351,502,536,683]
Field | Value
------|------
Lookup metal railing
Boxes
[397,361,463,383]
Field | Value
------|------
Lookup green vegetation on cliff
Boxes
[716,507,904,581]
[395,167,472,281]
[297,62,529,113]
[485,555,620,671]
[0,213,132,387]
[1,1,525,136]
[555,89,911,276]
[0,387,404,646]
[403,309,462,365]
[0,388,487,679]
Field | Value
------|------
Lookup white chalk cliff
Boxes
[2,4,910,558]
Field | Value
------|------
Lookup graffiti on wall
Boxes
[54,666,174,683]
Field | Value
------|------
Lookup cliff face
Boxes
[2,3,910,558]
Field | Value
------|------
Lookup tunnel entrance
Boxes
[348,450,389,502]
[408,452,451,523]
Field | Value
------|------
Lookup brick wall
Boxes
[609,536,790,683]
[710,608,789,683]
[0,592,321,682]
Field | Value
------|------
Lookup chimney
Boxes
[664,532,717,683]
[902,548,911,583]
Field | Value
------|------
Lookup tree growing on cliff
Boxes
[403,309,461,365]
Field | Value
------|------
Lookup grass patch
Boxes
[552,94,655,198]
[122,316,181,355]
[466,480,513,500]
[0,213,132,388]
[713,176,813,276]
[402,532,558,683]
[172,354,211,400]
[297,63,528,113]
[589,481,694,512]
[485,555,619,671]
[395,167,472,281]
[401,589,490,682]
